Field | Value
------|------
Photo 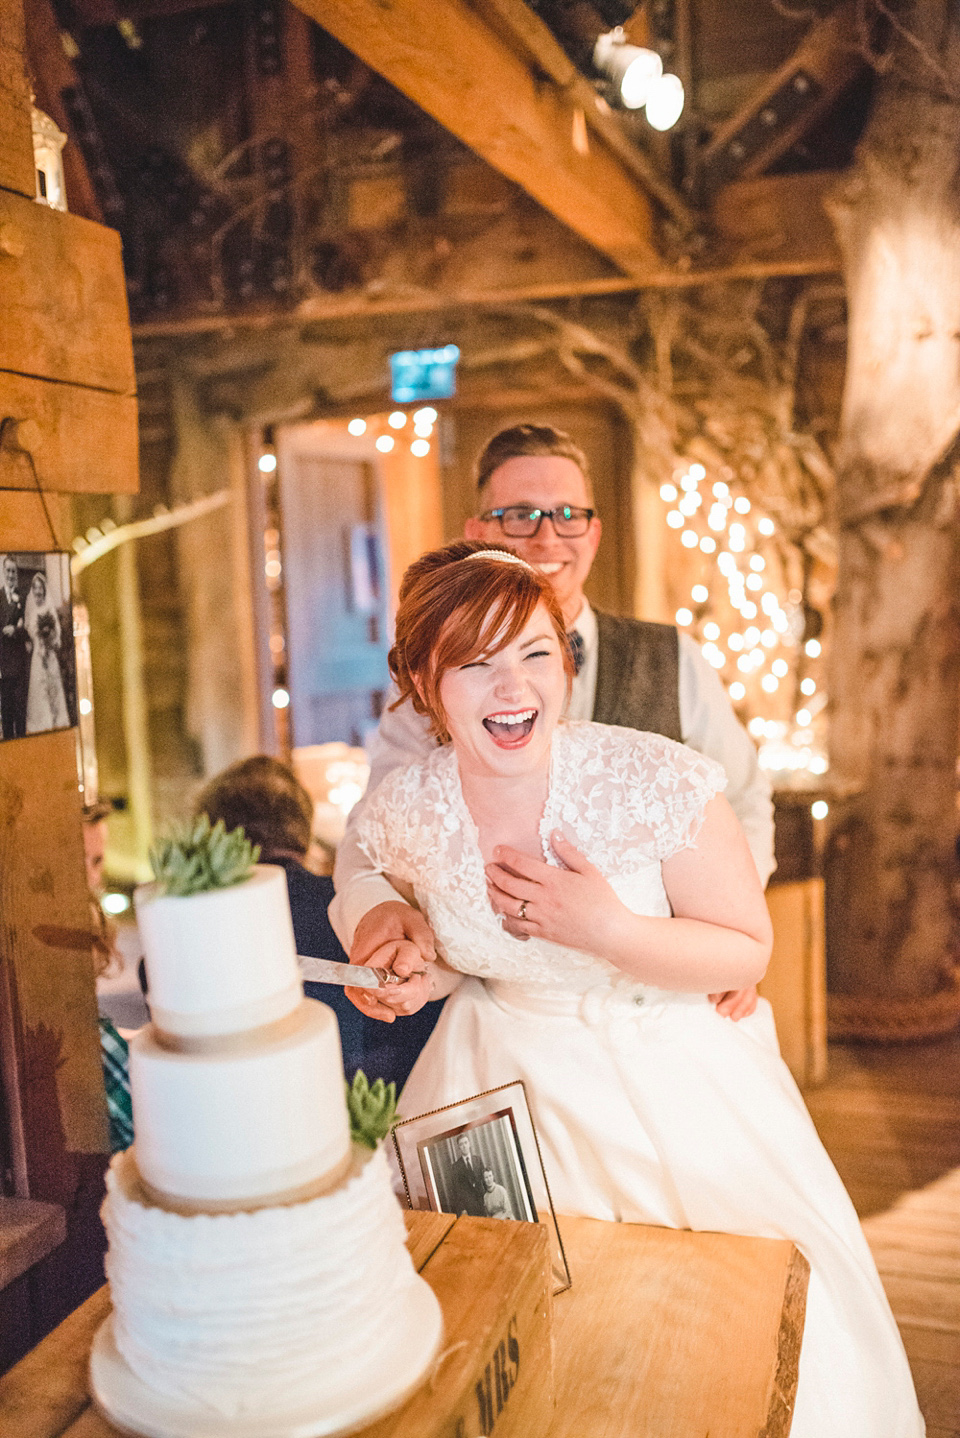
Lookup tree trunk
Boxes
[825,0,960,1037]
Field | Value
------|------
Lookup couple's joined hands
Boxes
[345,902,437,1022]
[347,833,759,1021]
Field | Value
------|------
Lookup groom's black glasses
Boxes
[479,505,595,538]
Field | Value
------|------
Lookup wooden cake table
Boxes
[0,1211,808,1438]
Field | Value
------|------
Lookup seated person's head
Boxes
[195,756,313,864]
[82,798,113,893]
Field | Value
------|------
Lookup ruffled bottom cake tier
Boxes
[90,1146,444,1438]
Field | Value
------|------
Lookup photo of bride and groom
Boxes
[0,552,77,743]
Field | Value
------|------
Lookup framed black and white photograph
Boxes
[0,552,76,743]
[392,1081,571,1293]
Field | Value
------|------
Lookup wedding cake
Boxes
[90,822,443,1438]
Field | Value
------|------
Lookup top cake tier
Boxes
[134,865,301,1039]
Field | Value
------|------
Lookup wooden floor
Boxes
[804,1034,960,1437]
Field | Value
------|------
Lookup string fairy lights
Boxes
[657,459,828,785]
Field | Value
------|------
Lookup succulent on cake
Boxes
[150,816,260,897]
[347,1071,398,1149]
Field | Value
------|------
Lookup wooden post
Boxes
[824,0,960,1039]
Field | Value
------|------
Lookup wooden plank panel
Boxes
[0,0,36,199]
[711,171,842,271]
[0,490,70,549]
[291,0,658,276]
[0,1286,110,1438]
[0,373,138,493]
[877,1274,960,1329]
[548,1217,807,1438]
[0,190,134,394]
[897,1325,960,1366]
[0,727,109,1166]
[910,1357,960,1427]
[869,1236,960,1270]
[0,1198,65,1289]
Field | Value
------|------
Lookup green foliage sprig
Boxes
[149,816,260,897]
[346,1071,397,1149]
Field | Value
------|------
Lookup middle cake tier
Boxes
[130,1000,351,1211]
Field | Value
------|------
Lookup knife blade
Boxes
[297,956,422,989]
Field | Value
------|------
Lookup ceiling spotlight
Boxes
[645,73,685,130]
[593,29,662,110]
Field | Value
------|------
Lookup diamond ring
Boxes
[518,900,528,921]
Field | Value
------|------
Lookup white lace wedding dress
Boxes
[359,720,924,1437]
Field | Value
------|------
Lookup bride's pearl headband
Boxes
[464,549,535,571]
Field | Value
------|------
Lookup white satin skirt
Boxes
[399,976,925,1438]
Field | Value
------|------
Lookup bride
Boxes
[348,539,924,1437]
[24,570,69,734]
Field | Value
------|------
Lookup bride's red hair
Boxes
[389,540,572,742]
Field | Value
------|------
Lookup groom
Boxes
[331,424,774,1047]
[0,554,28,740]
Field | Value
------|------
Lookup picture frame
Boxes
[0,551,77,744]
[392,1080,571,1293]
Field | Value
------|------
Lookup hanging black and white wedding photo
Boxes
[0,552,76,742]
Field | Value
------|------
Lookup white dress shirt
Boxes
[330,602,775,947]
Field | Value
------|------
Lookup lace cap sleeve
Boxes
[355,752,451,887]
[626,729,728,862]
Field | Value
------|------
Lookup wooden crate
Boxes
[0,1211,808,1438]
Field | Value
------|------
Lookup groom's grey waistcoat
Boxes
[592,612,682,741]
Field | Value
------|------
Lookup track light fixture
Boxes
[593,29,661,109]
[644,72,686,130]
[593,27,685,128]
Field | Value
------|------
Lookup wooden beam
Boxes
[467,0,696,231]
[290,0,660,276]
[701,0,865,186]
[131,177,843,339]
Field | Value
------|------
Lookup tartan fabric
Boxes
[99,1015,134,1153]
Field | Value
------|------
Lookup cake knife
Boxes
[297,956,425,988]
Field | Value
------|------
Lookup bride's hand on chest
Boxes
[484,830,633,958]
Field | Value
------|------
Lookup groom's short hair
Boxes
[474,425,592,499]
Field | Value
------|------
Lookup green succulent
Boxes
[149,815,260,897]
[346,1071,398,1149]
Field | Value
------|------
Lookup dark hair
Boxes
[195,756,313,860]
[389,540,572,743]
[474,424,591,498]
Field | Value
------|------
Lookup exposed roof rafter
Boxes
[700,0,865,187]
[291,0,665,277]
